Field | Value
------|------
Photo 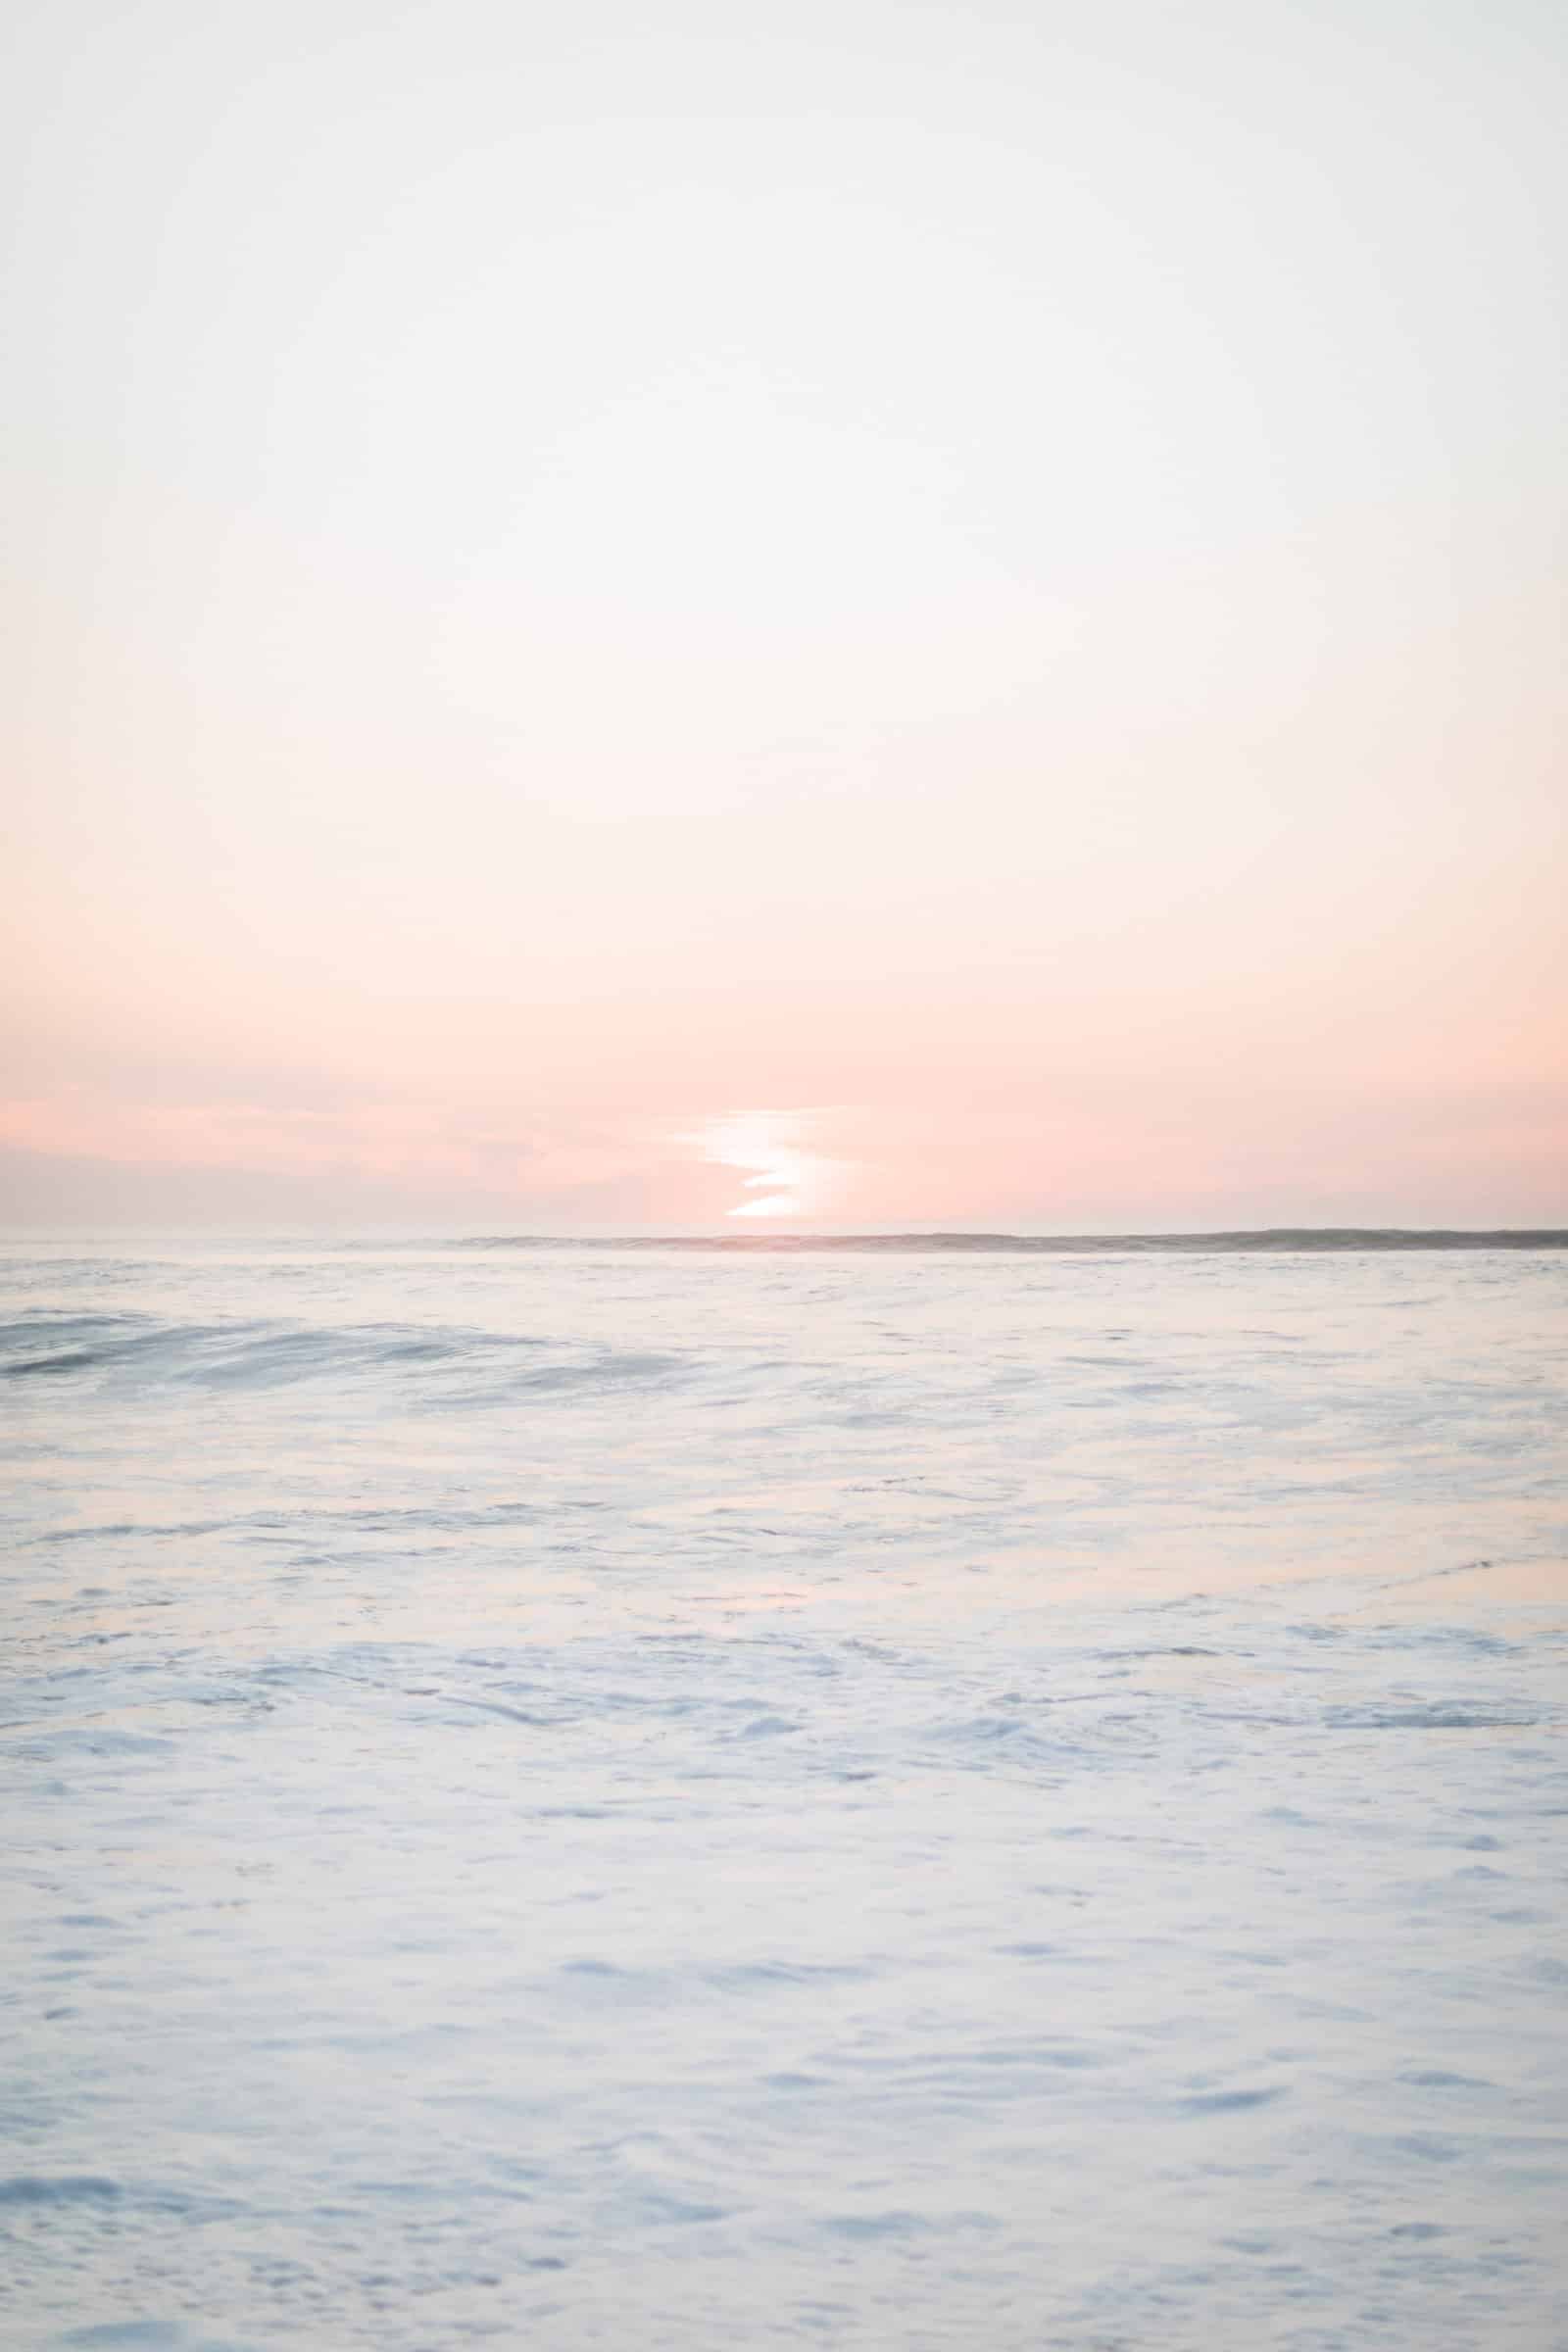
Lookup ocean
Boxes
[3,1236,1566,2351]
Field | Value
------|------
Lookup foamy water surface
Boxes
[3,1239,1566,2350]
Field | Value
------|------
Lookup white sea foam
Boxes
[2,1239,1565,2349]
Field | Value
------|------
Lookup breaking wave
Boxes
[0,1309,683,1398]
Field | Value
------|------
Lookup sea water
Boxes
[3,1238,1565,2350]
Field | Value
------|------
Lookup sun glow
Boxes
[686,1111,845,1221]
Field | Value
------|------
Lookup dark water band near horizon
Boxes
[3,1236,1565,2351]
[402,1228,1568,1250]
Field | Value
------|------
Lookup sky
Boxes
[4,0,1564,1230]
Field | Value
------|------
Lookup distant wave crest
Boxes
[445,1229,1568,1253]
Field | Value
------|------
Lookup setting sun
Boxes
[730,1190,801,1218]
[685,1112,844,1221]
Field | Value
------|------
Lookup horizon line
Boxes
[4,1226,1567,1252]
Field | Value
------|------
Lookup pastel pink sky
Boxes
[5,0,1565,1229]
